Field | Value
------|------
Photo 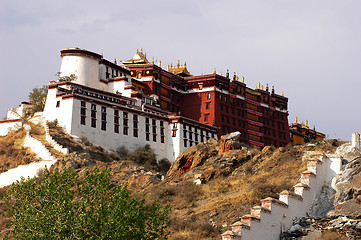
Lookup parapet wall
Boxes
[352,132,360,151]
[23,130,55,161]
[222,151,342,240]
[44,124,69,155]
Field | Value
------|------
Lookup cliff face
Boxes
[330,143,361,217]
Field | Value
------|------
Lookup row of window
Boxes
[182,124,214,138]
[220,106,246,118]
[80,101,165,143]
[221,115,247,128]
[183,138,210,148]
[105,66,124,79]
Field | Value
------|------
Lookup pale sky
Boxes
[1,0,360,140]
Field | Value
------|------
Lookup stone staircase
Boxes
[221,152,342,240]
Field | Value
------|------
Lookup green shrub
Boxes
[3,167,170,239]
[128,144,157,167]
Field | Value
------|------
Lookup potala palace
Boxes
[1,47,311,162]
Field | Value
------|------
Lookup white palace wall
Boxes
[222,152,342,240]
[43,84,217,162]
[60,54,101,90]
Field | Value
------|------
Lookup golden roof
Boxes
[168,60,191,77]
[123,48,149,64]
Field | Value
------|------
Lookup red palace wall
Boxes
[127,64,291,148]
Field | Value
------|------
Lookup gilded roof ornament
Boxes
[152,57,154,64]
[158,60,161,67]
[177,60,180,67]
[122,48,150,64]
[214,68,216,74]
[242,76,245,83]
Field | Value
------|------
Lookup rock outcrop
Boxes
[166,138,220,180]
[328,144,361,217]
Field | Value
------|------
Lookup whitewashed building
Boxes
[41,48,217,162]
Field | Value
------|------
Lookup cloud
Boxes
[1,0,361,140]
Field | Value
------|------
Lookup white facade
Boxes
[43,48,218,162]
[43,82,217,162]
[0,119,22,136]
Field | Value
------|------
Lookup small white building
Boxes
[41,48,217,162]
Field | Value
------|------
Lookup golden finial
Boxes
[184,61,187,67]
[214,67,216,74]
[171,63,173,68]
[177,60,180,67]
[266,84,269,92]
[114,58,117,64]
[282,91,284,96]
[158,60,161,67]
[144,52,147,58]
[295,116,298,123]
[305,120,308,127]
[257,82,260,89]
[236,76,239,81]
[167,64,169,71]
[140,48,143,54]
[242,76,245,83]
[152,57,154,64]
[136,49,139,54]
[261,85,264,90]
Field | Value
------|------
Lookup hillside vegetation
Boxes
[0,123,341,239]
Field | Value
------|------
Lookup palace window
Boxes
[207,93,211,100]
[114,110,119,133]
[101,106,106,131]
[145,117,150,141]
[204,114,208,121]
[205,102,210,110]
[160,121,165,143]
[106,67,110,79]
[80,101,86,125]
[152,119,157,142]
[123,112,128,135]
[91,104,96,128]
[133,114,138,137]
[184,139,187,147]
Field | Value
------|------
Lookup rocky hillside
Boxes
[1,123,360,239]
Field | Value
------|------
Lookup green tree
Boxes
[3,168,170,240]
[128,144,158,168]
[56,72,77,82]
[28,85,48,114]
